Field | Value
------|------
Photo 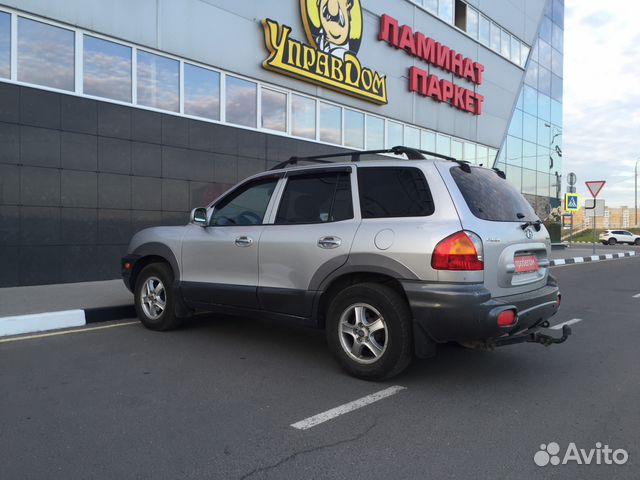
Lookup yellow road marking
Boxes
[0,321,139,344]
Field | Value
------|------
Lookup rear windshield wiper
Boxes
[520,219,542,231]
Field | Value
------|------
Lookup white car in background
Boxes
[599,230,640,245]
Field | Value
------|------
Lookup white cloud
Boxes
[564,1,640,209]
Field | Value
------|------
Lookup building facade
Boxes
[0,0,563,286]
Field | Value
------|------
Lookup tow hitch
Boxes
[493,325,572,348]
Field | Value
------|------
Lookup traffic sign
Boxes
[567,186,576,193]
[565,193,580,211]
[585,181,606,198]
[585,199,605,217]
[567,172,577,186]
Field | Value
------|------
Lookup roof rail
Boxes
[269,145,466,171]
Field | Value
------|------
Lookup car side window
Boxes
[275,171,353,224]
[357,167,435,218]
[210,178,278,226]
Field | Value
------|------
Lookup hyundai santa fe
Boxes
[122,146,570,380]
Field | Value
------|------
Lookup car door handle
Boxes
[234,236,254,247]
[318,236,342,249]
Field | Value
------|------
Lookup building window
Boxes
[387,121,403,148]
[464,142,476,164]
[225,75,257,128]
[83,35,131,102]
[319,102,341,144]
[0,12,10,79]
[184,63,220,121]
[421,130,436,152]
[405,126,420,149]
[344,109,364,149]
[260,87,286,132]
[476,145,487,166]
[510,36,521,65]
[490,21,500,52]
[366,115,384,149]
[438,0,453,23]
[291,94,316,139]
[466,6,478,39]
[18,17,75,91]
[478,15,490,46]
[451,139,463,159]
[423,0,438,15]
[500,29,510,58]
[436,134,451,156]
[454,0,467,31]
[137,50,179,112]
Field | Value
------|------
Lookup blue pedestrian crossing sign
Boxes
[565,193,580,212]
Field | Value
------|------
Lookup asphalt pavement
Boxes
[1,257,639,479]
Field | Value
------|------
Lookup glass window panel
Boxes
[18,17,74,91]
[520,44,530,67]
[225,75,257,127]
[319,102,341,144]
[344,109,364,149]
[438,0,453,23]
[537,172,550,197]
[523,113,537,143]
[83,36,131,102]
[506,135,522,166]
[537,93,551,123]
[538,40,552,69]
[451,139,463,159]
[522,168,536,195]
[530,41,539,64]
[291,94,316,139]
[463,142,476,164]
[552,0,564,27]
[405,126,420,149]
[540,16,552,43]
[538,66,552,96]
[551,74,563,102]
[476,145,488,166]
[479,15,490,46]
[437,134,451,156]
[211,178,278,226]
[184,63,220,121]
[387,121,403,148]
[523,85,537,115]
[421,130,436,152]
[523,141,537,169]
[537,145,551,173]
[537,120,550,147]
[551,48,563,77]
[500,30,510,58]
[466,7,478,39]
[488,148,498,168]
[506,165,522,191]
[524,60,538,87]
[260,87,286,132]
[551,99,562,126]
[508,108,523,138]
[490,22,500,52]
[510,36,521,64]
[137,50,179,112]
[366,115,384,149]
[552,23,563,52]
[424,0,438,15]
[0,12,10,79]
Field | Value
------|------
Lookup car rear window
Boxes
[450,165,538,222]
[357,167,435,218]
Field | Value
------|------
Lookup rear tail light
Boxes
[431,231,484,271]
[497,309,517,327]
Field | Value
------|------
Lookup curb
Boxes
[550,251,636,266]
[0,304,135,337]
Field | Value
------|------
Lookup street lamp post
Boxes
[635,159,639,227]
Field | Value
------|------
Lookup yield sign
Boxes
[585,181,606,198]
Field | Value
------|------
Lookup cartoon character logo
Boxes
[301,0,363,59]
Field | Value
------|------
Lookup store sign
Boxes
[261,0,388,104]
[378,14,485,115]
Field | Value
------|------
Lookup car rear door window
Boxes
[357,167,434,218]
[275,171,353,224]
[210,178,278,226]
[450,165,538,222]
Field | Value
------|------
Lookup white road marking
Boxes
[0,321,139,344]
[550,318,583,330]
[633,293,640,299]
[291,386,406,430]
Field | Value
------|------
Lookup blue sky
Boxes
[563,1,640,207]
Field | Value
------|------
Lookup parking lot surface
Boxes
[1,257,639,479]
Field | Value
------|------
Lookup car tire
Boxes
[134,263,183,331]
[608,238,617,245]
[326,282,413,380]
[635,239,640,246]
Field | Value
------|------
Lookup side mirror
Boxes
[190,207,208,227]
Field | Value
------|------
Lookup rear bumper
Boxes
[402,276,560,344]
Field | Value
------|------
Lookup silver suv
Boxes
[122,147,568,380]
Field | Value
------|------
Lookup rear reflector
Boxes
[431,231,484,271]
[497,310,516,327]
